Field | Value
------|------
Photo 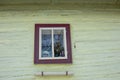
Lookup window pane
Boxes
[54,29,65,57]
[41,30,52,57]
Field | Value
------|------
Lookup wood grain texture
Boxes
[0,5,120,80]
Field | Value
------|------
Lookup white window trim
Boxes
[39,27,67,60]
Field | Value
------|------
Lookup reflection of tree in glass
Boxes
[54,38,65,57]
[54,42,64,57]
[54,30,65,57]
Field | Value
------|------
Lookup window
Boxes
[34,24,72,64]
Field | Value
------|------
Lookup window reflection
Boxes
[54,30,65,57]
[41,30,52,57]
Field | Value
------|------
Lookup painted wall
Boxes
[0,5,120,80]
[0,0,119,4]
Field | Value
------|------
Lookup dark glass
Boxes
[54,30,65,57]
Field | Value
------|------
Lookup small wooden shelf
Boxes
[35,71,73,76]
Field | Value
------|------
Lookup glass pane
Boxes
[54,29,65,57]
[41,30,52,57]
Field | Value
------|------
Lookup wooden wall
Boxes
[0,5,120,80]
[0,0,119,4]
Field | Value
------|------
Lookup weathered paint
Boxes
[0,5,120,80]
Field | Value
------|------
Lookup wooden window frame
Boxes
[34,24,72,64]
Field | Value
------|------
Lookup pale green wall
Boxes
[0,0,119,4]
[0,5,120,80]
